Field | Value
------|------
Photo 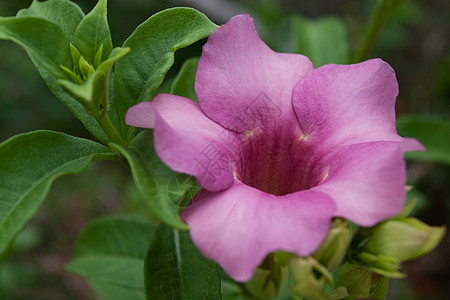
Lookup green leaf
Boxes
[74,216,156,258]
[0,130,109,256]
[32,56,109,143]
[0,15,109,143]
[170,57,199,101]
[69,256,144,291]
[327,286,349,300]
[333,265,371,299]
[16,0,84,41]
[109,143,188,230]
[397,115,450,165]
[291,15,350,67]
[89,281,144,300]
[331,267,389,300]
[0,16,72,78]
[68,216,155,300]
[368,275,390,299]
[145,224,221,300]
[74,0,113,64]
[113,7,217,140]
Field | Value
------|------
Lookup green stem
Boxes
[96,112,127,146]
[354,1,391,63]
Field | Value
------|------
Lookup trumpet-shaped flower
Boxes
[125,15,424,282]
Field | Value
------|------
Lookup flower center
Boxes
[235,126,328,196]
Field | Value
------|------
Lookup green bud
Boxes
[69,43,82,73]
[288,257,332,300]
[313,218,352,271]
[356,251,403,278]
[58,46,130,117]
[245,267,288,299]
[245,252,289,299]
[60,65,83,84]
[94,44,104,69]
[78,56,95,79]
[365,218,445,261]
[351,217,445,278]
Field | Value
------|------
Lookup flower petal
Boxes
[196,14,313,133]
[182,180,336,282]
[125,94,236,191]
[314,141,406,227]
[292,59,420,150]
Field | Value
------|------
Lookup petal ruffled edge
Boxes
[196,14,313,133]
[182,180,336,281]
[314,141,407,226]
[293,59,404,151]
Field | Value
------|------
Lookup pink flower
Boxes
[125,15,424,282]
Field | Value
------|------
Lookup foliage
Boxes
[0,0,448,299]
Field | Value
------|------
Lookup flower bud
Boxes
[353,217,445,277]
[313,218,352,271]
[245,267,288,299]
[245,252,289,299]
[58,46,129,117]
[288,256,332,300]
[365,218,445,261]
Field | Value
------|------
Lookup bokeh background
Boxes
[0,0,449,299]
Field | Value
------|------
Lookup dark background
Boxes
[0,0,448,299]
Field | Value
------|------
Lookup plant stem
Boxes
[96,112,127,146]
[354,1,391,63]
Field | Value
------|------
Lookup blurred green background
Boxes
[0,0,449,299]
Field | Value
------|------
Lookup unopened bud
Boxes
[288,256,332,300]
[313,218,352,271]
[365,217,445,261]
[352,217,445,277]
[245,252,289,299]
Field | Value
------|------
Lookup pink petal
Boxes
[182,180,336,282]
[293,59,415,151]
[402,137,426,152]
[314,141,406,227]
[196,14,313,133]
[125,94,236,191]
